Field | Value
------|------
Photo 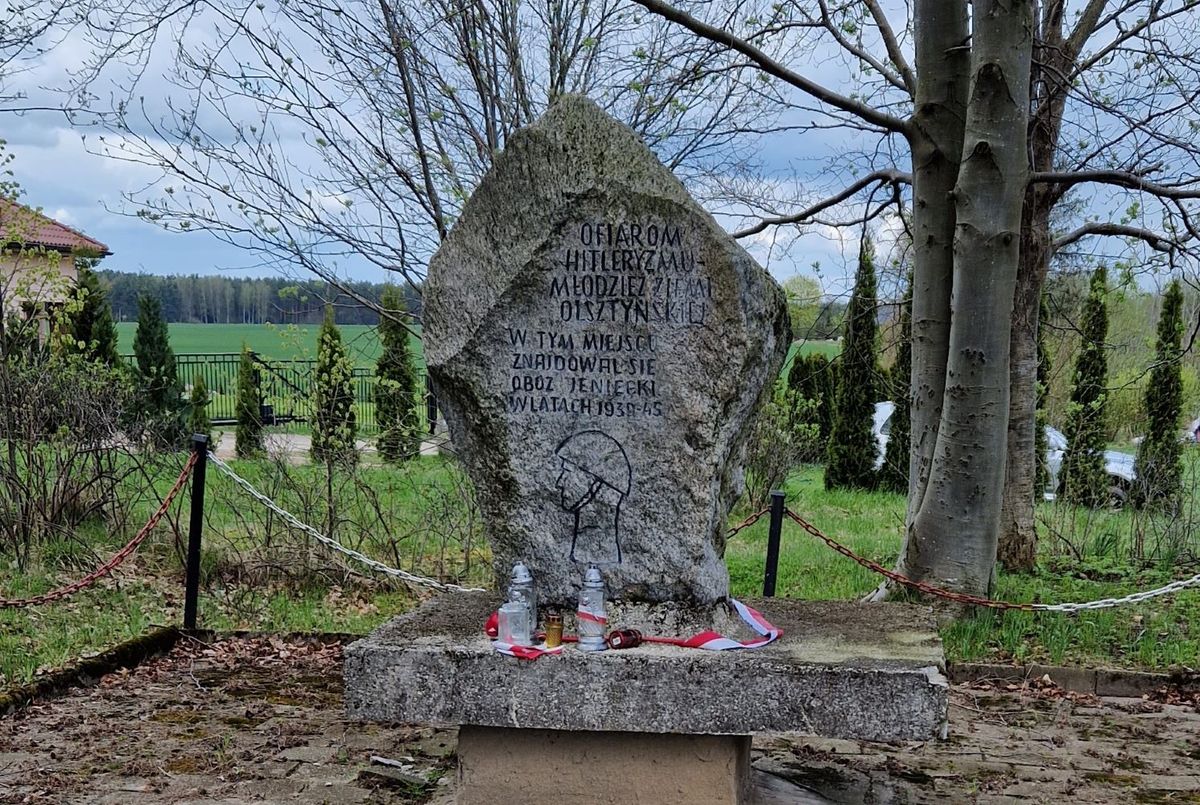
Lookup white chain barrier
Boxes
[786,508,1200,614]
[208,451,1200,610]
[1034,573,1200,613]
[206,452,486,594]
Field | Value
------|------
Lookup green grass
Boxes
[0,451,481,686]
[779,339,841,380]
[8,448,1200,686]
[114,322,424,368]
[726,463,1200,670]
[0,575,410,686]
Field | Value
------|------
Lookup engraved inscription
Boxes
[505,218,709,419]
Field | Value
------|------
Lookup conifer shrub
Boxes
[825,238,879,491]
[1133,279,1185,508]
[1061,267,1110,506]
[188,373,212,444]
[376,287,421,463]
[312,307,358,464]
[235,345,264,458]
[785,352,834,455]
[65,262,119,365]
[133,294,183,445]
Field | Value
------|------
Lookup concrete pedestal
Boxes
[345,595,948,804]
[458,727,751,805]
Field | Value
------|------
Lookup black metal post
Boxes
[183,434,209,631]
[763,490,785,597]
[425,374,439,435]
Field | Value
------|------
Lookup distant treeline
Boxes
[96,270,421,325]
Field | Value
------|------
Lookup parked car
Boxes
[872,402,1136,505]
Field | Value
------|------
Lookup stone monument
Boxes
[421,95,789,609]
[345,96,948,805]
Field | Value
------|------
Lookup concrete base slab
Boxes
[457,726,751,805]
[345,594,948,741]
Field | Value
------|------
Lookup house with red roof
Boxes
[0,198,110,317]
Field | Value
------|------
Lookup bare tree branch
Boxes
[733,169,911,238]
[1032,169,1200,199]
[1052,222,1178,253]
[864,0,917,95]
[816,0,908,93]
[629,0,910,134]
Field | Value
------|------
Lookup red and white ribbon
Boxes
[492,640,566,660]
[576,609,608,627]
[486,598,781,660]
[644,599,782,651]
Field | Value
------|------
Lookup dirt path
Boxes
[3,636,1200,804]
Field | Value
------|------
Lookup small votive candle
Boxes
[544,613,563,648]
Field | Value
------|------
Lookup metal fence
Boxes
[141,352,434,434]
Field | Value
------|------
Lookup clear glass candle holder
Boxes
[497,601,532,646]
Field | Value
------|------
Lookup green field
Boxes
[116,324,831,377]
[113,322,410,367]
[780,339,841,379]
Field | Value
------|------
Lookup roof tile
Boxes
[0,198,111,255]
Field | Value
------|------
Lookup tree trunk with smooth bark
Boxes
[899,0,1033,595]
[997,0,1106,570]
[905,0,968,514]
[997,199,1050,571]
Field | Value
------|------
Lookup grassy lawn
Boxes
[6,448,1200,686]
[727,464,1200,669]
[0,451,479,686]
[779,339,841,379]
[113,322,425,368]
[0,573,415,686]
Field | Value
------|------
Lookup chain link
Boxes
[207,453,1200,610]
[0,452,199,609]
[784,508,1200,612]
[206,453,486,594]
[726,507,770,538]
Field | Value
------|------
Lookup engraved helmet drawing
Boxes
[554,430,632,511]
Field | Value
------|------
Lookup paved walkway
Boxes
[3,636,1200,803]
[210,431,446,462]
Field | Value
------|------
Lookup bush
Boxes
[235,345,264,458]
[376,286,421,463]
[745,390,821,510]
[312,307,357,465]
[825,237,879,491]
[0,352,137,567]
[786,353,835,441]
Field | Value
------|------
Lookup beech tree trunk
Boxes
[905,0,968,512]
[997,200,1050,571]
[899,0,1033,595]
[996,0,1105,570]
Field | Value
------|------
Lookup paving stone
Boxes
[275,743,336,763]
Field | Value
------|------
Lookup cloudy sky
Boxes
[2,6,910,299]
[7,122,864,285]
